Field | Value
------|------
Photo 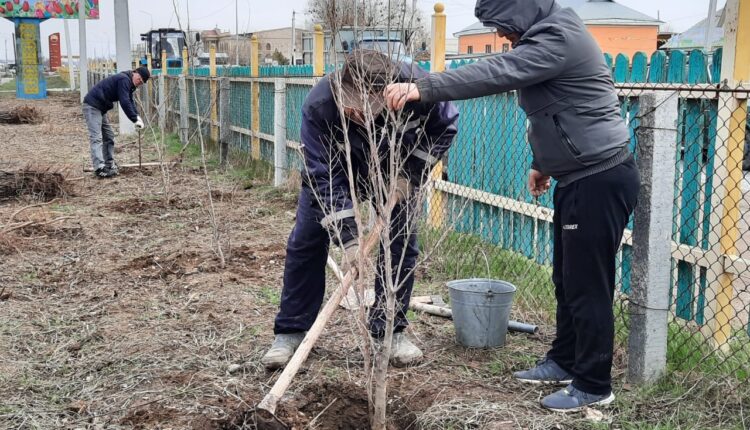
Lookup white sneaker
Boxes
[389,332,423,367]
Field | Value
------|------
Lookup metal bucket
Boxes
[447,278,517,348]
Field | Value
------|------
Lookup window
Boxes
[502,43,510,53]
[485,44,492,53]
[266,43,271,51]
[467,45,473,54]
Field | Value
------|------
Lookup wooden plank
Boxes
[630,52,648,83]
[698,95,720,325]
[675,50,709,321]
[648,51,668,83]
[711,48,723,84]
[616,87,749,100]
[614,53,630,83]
[434,180,553,223]
[667,50,687,83]
[676,78,706,320]
[431,178,750,274]
[604,53,614,74]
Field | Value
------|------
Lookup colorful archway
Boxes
[2,1,100,99]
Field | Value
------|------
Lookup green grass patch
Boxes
[597,372,750,430]
[46,74,70,89]
[161,132,273,186]
[0,74,71,91]
[417,227,556,319]
[259,286,281,306]
[0,78,15,91]
[666,321,750,380]
[417,226,749,429]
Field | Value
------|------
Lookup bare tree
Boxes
[306,0,426,33]
[168,0,228,268]
[301,5,459,422]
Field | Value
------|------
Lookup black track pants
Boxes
[546,156,640,395]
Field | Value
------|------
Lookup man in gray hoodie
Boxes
[385,0,639,412]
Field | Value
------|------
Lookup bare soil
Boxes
[0,92,696,430]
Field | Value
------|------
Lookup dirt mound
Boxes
[0,106,43,124]
[0,166,73,202]
[120,405,182,429]
[122,250,204,279]
[15,224,83,240]
[219,381,416,430]
[225,243,286,276]
[109,196,199,215]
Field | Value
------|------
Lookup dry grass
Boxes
[0,92,747,430]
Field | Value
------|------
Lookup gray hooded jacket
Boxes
[417,0,631,185]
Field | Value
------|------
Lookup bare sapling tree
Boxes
[302,3,459,427]
[135,90,173,203]
[165,0,227,268]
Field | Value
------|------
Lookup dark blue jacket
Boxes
[300,64,459,245]
[83,71,139,122]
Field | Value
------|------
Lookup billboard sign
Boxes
[0,0,100,20]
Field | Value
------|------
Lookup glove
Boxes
[395,176,414,203]
[340,240,360,275]
[134,116,144,129]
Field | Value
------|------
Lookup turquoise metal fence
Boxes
[155,49,750,381]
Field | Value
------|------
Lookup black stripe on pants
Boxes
[546,156,640,395]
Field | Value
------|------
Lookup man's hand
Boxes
[395,176,413,203]
[134,116,144,130]
[341,240,360,275]
[528,169,551,197]
[385,83,421,110]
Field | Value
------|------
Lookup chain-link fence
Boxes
[110,45,750,389]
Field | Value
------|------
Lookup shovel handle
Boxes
[256,216,386,415]
[138,129,142,168]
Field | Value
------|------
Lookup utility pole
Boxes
[115,0,135,134]
[705,0,718,52]
[63,20,74,90]
[291,10,296,65]
[235,0,239,65]
[12,32,17,66]
[79,0,88,102]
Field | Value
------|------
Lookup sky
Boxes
[0,0,727,62]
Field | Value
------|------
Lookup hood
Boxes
[474,0,560,36]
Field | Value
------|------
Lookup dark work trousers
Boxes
[546,156,640,395]
[274,186,419,338]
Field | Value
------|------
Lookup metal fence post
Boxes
[313,24,324,77]
[251,35,261,160]
[182,47,189,76]
[158,74,166,131]
[274,78,287,187]
[146,53,152,118]
[210,45,218,142]
[219,78,231,167]
[427,2,447,228]
[178,75,189,146]
[627,91,678,383]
